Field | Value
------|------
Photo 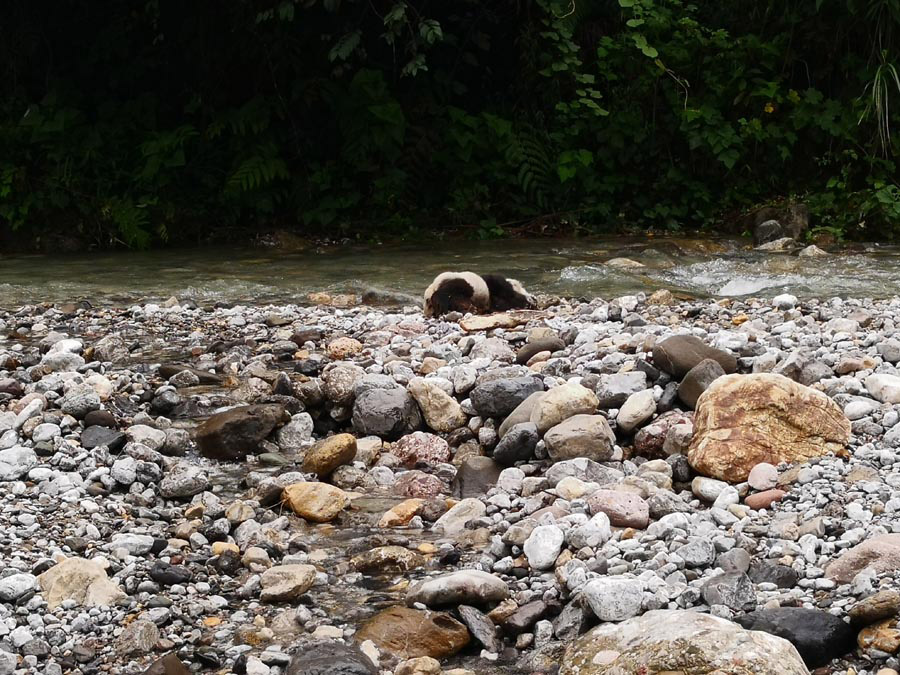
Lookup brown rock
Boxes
[259,564,317,602]
[652,335,737,378]
[327,337,363,360]
[687,373,850,482]
[849,590,900,626]
[143,653,190,675]
[460,314,524,331]
[633,411,692,458]
[858,618,900,653]
[282,482,349,522]
[302,433,357,476]
[745,489,787,510]
[351,546,425,574]
[587,490,650,528]
[391,432,451,467]
[354,606,470,660]
[195,404,286,460]
[827,534,900,584]
[393,471,445,498]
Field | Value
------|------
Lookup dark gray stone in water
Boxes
[259,453,293,466]
[351,387,421,440]
[452,456,503,498]
[492,422,539,466]
[157,364,223,385]
[470,376,544,419]
[285,641,376,675]
[457,604,502,652]
[735,607,856,668]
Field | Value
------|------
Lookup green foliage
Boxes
[3,0,900,247]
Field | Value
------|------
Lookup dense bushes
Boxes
[2,1,900,247]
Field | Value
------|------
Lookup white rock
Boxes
[0,446,38,481]
[582,577,643,621]
[432,498,485,535]
[747,463,778,491]
[0,573,37,602]
[567,513,612,549]
[524,525,565,570]
[126,424,166,451]
[866,374,900,404]
[772,294,798,310]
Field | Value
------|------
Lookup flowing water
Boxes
[3,236,900,307]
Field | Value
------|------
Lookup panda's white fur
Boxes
[422,271,490,317]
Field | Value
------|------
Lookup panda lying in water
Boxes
[423,271,536,318]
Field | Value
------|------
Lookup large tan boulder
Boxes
[560,609,808,675]
[354,606,470,660]
[38,556,126,609]
[283,482,349,522]
[687,373,850,482]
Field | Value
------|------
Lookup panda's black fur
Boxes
[481,274,534,312]
[423,271,535,317]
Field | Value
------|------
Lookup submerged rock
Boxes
[195,404,286,460]
[354,606,469,660]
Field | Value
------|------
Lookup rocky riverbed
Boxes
[4,291,900,674]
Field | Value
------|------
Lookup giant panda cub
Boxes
[423,271,536,318]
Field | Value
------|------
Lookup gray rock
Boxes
[159,462,209,499]
[545,458,623,487]
[560,610,808,675]
[677,358,725,409]
[406,570,509,607]
[675,538,716,567]
[352,388,422,440]
[582,577,643,621]
[285,642,376,675]
[451,456,502,498]
[0,446,37,481]
[117,619,159,655]
[595,372,648,408]
[82,426,126,451]
[0,573,37,601]
[470,376,544,419]
[60,385,101,419]
[458,605,502,652]
[493,422,539,465]
[544,414,615,462]
[701,572,756,611]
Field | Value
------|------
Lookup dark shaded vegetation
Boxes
[3,1,900,248]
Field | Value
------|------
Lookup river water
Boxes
[3,237,900,307]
